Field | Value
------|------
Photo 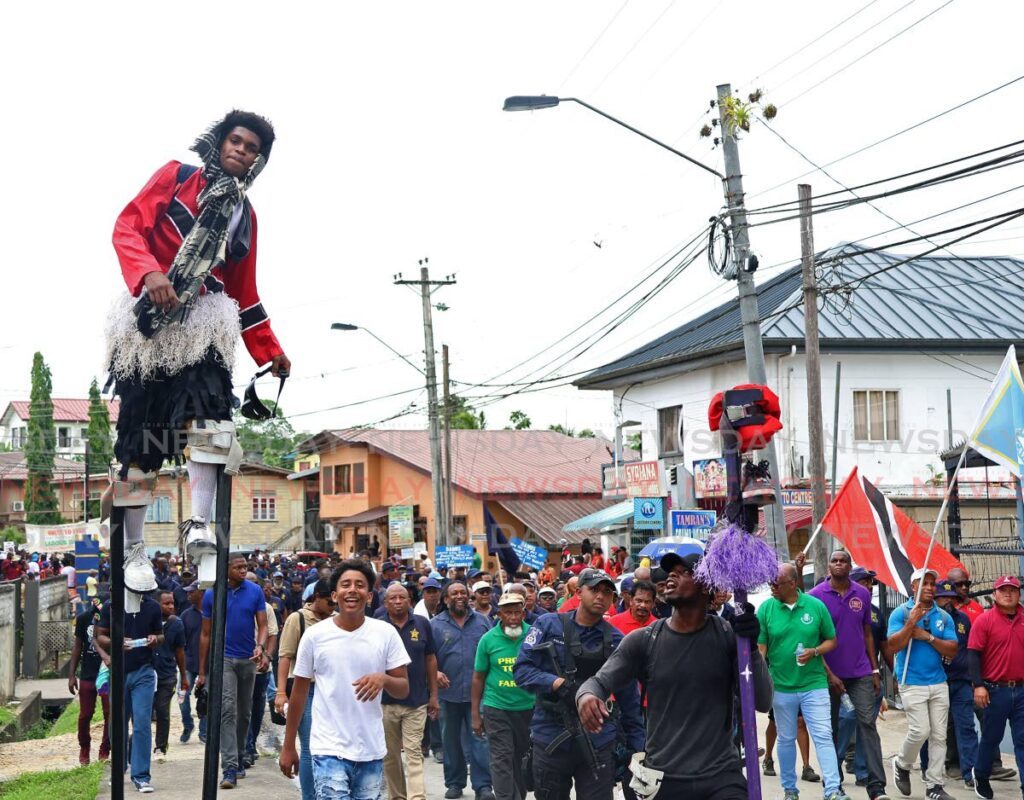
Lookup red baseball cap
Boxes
[994,575,1021,590]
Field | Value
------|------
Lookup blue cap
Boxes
[302,583,316,602]
[619,576,635,593]
[422,578,443,590]
[429,571,442,579]
[273,571,284,578]
[468,569,485,579]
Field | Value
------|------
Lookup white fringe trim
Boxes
[105,292,240,380]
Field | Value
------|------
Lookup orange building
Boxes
[296,429,620,567]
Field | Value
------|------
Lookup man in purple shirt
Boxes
[807,550,887,800]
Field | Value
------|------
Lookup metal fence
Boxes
[920,515,1024,599]
[22,576,71,678]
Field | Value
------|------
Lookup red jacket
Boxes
[112,161,283,367]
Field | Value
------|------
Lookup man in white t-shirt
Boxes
[279,559,410,800]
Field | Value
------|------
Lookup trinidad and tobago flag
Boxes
[821,466,965,595]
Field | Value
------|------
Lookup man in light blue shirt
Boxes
[886,567,959,800]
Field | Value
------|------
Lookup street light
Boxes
[331,322,425,376]
[502,95,724,180]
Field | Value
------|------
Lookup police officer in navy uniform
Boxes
[513,568,644,800]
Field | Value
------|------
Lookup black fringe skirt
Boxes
[110,347,236,478]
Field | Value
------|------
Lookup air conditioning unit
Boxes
[10,501,24,512]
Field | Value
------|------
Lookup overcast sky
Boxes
[3,0,1022,440]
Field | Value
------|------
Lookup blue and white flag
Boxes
[969,345,1024,477]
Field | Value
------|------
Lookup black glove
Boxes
[730,602,759,643]
[552,680,579,706]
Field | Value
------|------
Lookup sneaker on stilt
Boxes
[124,541,157,592]
[180,517,217,586]
[742,459,776,506]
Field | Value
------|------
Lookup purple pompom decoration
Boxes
[696,522,779,592]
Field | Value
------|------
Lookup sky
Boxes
[3,0,1023,442]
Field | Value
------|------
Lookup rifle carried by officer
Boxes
[533,640,603,780]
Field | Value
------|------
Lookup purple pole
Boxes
[720,391,764,800]
[734,587,761,800]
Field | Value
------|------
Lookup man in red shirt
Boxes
[560,576,582,613]
[967,575,1024,799]
[608,580,657,635]
[106,111,289,594]
[947,567,984,624]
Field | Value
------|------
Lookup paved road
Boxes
[89,706,1015,799]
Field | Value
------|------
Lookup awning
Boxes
[758,506,813,534]
[331,505,390,525]
[561,499,634,536]
[287,466,320,480]
[496,498,624,546]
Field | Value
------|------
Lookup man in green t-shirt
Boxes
[757,562,847,800]
[472,592,534,800]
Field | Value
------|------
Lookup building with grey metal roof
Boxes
[575,245,1024,390]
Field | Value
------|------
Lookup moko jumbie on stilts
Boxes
[104,109,290,601]
[698,385,785,800]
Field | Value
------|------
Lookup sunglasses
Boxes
[241,365,287,421]
[954,580,972,588]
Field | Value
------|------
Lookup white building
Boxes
[0,398,119,458]
[575,246,1024,545]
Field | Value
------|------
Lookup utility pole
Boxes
[442,345,454,544]
[716,82,790,560]
[799,183,829,580]
[394,260,456,547]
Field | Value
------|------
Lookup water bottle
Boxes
[795,642,806,666]
[840,693,855,712]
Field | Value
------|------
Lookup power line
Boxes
[557,0,632,92]
[588,0,675,96]
[745,0,884,86]
[456,223,712,393]
[768,0,920,96]
[777,0,955,107]
[750,72,1024,201]
[746,135,1024,216]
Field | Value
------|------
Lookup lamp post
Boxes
[503,92,790,560]
[330,323,425,376]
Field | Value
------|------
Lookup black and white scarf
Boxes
[133,128,265,338]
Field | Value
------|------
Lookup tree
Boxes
[548,423,576,437]
[233,403,309,470]
[577,428,596,439]
[506,410,531,430]
[626,432,642,455]
[25,352,62,524]
[85,378,114,519]
[448,396,485,430]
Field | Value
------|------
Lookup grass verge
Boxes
[0,762,102,800]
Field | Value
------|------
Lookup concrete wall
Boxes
[0,584,15,701]
[23,576,70,678]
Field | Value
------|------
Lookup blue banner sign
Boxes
[670,509,717,538]
[510,538,548,570]
[435,545,476,568]
[633,497,665,531]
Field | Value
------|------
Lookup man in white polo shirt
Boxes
[279,559,410,800]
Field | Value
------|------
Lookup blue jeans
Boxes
[838,687,884,780]
[298,684,315,800]
[123,666,156,785]
[311,755,383,800]
[922,679,978,780]
[440,700,491,791]
[246,670,271,755]
[179,670,207,739]
[976,683,1024,781]
[773,688,842,794]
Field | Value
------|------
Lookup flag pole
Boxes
[900,445,969,683]
[799,522,824,557]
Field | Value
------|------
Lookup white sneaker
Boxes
[134,779,155,793]
[124,541,157,592]
[181,517,217,559]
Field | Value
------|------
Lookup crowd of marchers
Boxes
[54,542,1024,800]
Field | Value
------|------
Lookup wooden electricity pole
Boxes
[799,183,829,580]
